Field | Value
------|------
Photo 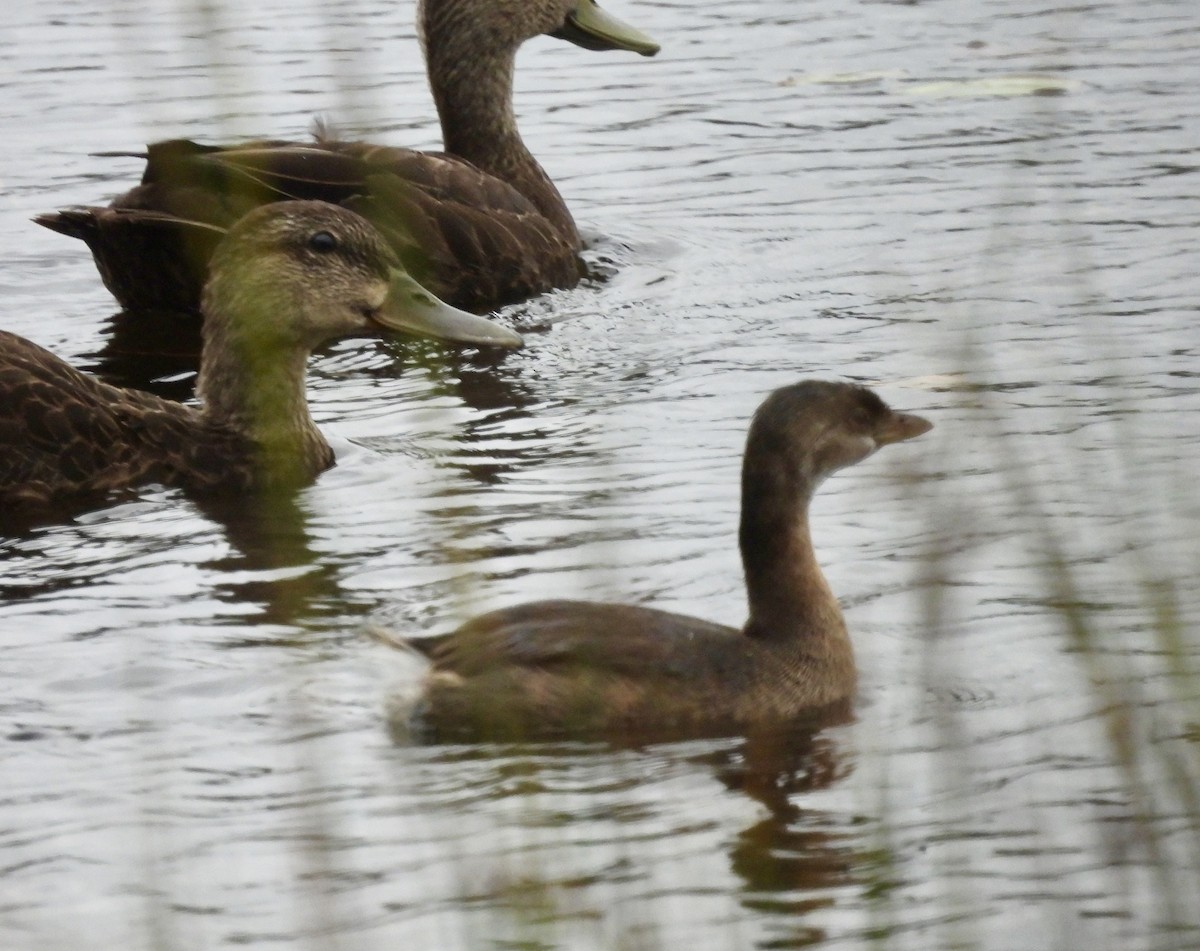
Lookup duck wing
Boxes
[36,138,583,315]
[35,207,228,319]
[0,331,245,505]
[418,599,753,684]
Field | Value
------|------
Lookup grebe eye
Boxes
[309,231,337,253]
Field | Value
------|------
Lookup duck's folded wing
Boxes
[41,139,583,313]
[421,600,750,682]
[34,208,228,317]
[351,170,582,310]
[190,140,583,308]
[0,333,187,501]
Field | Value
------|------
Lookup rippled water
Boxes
[3,0,1199,948]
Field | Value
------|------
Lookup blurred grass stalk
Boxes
[866,67,1200,944]
[108,3,392,948]
[902,322,1200,945]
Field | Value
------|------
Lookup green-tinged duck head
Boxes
[194,201,521,488]
[202,200,524,351]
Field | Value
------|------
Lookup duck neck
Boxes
[738,467,849,654]
[422,8,579,245]
[196,311,333,488]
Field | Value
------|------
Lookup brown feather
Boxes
[0,330,255,508]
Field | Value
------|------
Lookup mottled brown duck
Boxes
[384,381,932,742]
[35,0,660,316]
[0,201,522,513]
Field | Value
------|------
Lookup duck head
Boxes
[747,381,933,492]
[202,201,524,351]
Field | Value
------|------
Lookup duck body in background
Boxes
[384,381,932,743]
[35,0,660,316]
[0,201,521,516]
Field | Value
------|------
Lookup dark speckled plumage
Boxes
[1,201,520,516]
[35,0,659,315]
[0,331,255,506]
[389,382,933,742]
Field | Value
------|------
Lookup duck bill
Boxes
[372,269,524,348]
[552,0,660,56]
[877,411,933,446]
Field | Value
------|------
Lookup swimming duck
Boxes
[0,201,521,512]
[35,0,660,316]
[387,381,932,742]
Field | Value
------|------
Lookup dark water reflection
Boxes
[3,0,1200,948]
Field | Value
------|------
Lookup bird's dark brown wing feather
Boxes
[35,209,228,317]
[419,599,753,684]
[0,331,250,506]
[36,139,583,314]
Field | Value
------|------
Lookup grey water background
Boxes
[2,0,1199,948]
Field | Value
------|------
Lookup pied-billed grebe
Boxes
[35,0,660,316]
[0,201,521,512]
[385,381,932,741]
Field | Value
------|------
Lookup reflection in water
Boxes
[734,811,856,900]
[705,723,853,818]
[89,308,204,400]
[196,489,351,629]
[733,814,854,948]
[380,336,555,486]
[699,725,858,946]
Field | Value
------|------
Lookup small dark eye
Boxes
[309,231,337,253]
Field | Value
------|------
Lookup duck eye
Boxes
[309,231,338,253]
